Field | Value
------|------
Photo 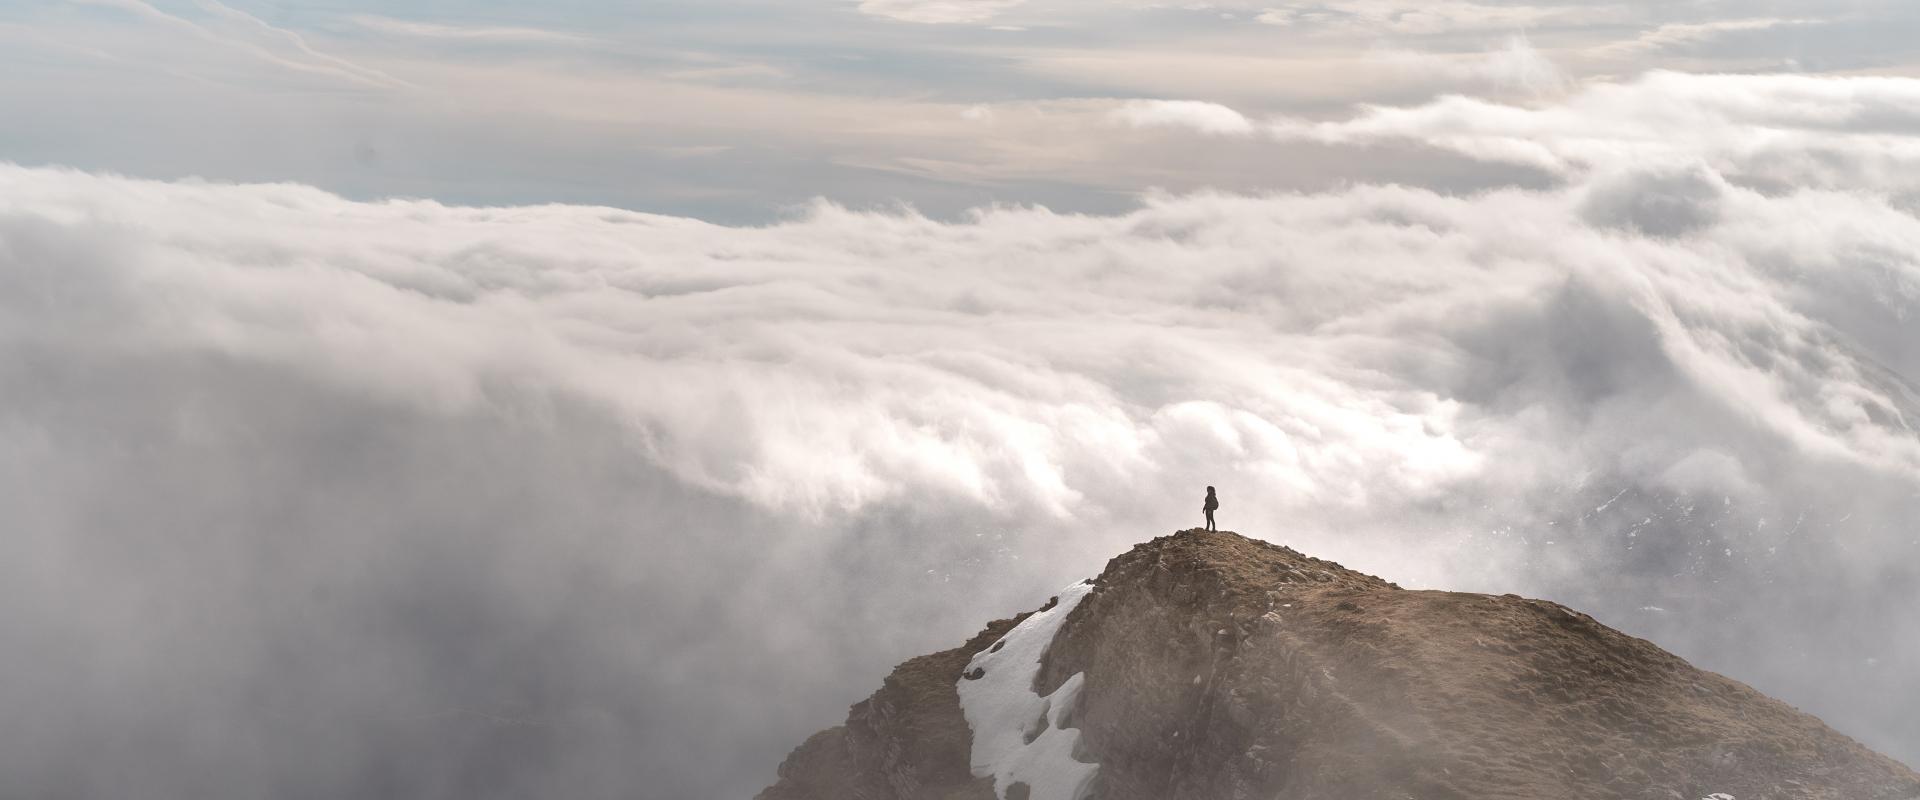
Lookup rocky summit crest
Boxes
[758,529,1920,800]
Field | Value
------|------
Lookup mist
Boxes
[2,65,1918,796]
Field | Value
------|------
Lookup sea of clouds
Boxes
[2,69,1917,798]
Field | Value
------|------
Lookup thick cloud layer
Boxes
[3,68,1919,796]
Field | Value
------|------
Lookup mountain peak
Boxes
[1089,527,1399,593]
[761,529,1920,800]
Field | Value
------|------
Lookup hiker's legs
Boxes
[1205,509,1215,531]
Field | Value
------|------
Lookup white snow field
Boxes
[957,579,1100,800]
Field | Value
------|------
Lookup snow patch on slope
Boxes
[957,579,1099,800]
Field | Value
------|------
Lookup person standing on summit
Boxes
[1202,486,1219,531]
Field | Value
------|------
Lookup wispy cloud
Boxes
[68,0,409,89]
[194,0,407,84]
[1376,35,1568,95]
[1255,0,1617,35]
[856,0,1027,24]
[1111,99,1256,136]
[1593,17,1819,57]
[663,61,791,83]
[347,14,593,44]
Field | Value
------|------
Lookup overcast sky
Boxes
[3,2,1920,799]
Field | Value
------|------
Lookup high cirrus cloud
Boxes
[1255,0,1610,34]
[855,0,1026,24]
[3,68,1920,798]
[1592,17,1818,57]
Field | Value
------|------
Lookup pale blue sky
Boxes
[7,0,1920,221]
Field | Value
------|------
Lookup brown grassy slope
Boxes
[1039,529,1920,800]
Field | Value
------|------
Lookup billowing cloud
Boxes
[1268,70,1920,193]
[4,110,1920,797]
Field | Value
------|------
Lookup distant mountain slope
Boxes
[759,529,1920,800]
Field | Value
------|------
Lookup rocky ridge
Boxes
[758,529,1920,800]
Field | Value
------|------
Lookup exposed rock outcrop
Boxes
[760,530,1920,800]
[757,614,1018,800]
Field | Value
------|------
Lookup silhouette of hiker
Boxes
[1203,486,1219,531]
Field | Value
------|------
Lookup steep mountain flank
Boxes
[759,530,1920,800]
[758,615,1020,800]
